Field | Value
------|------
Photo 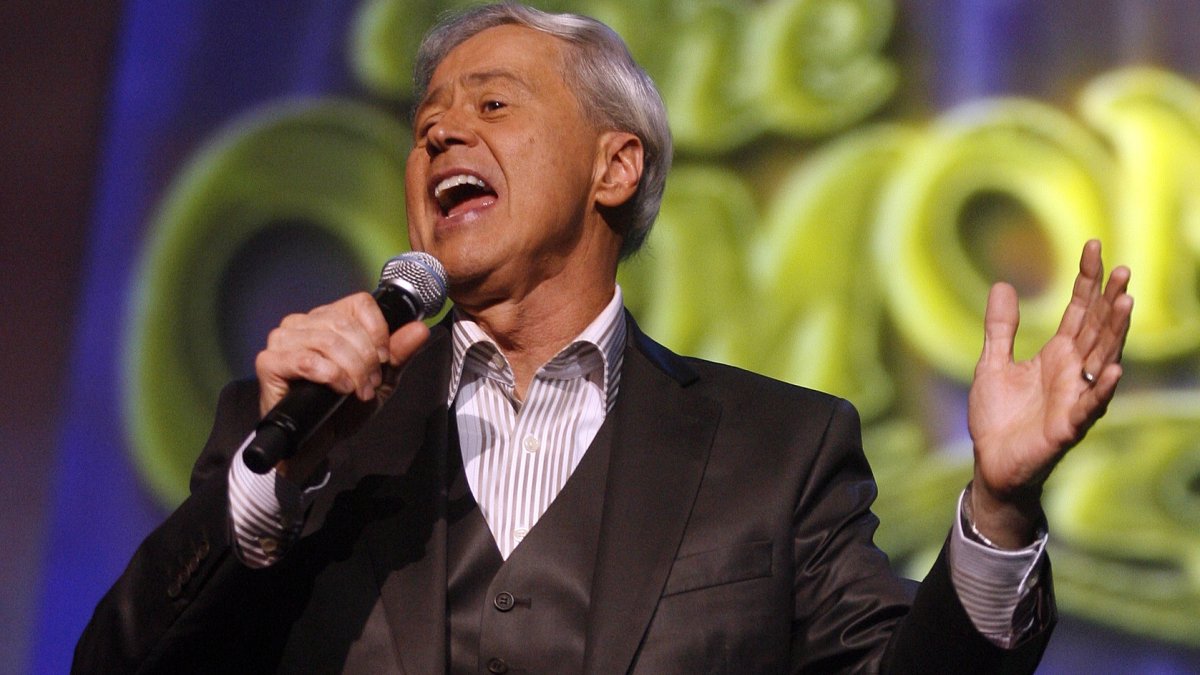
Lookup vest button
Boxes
[493,591,515,611]
[487,657,509,673]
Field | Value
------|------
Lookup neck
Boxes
[457,275,616,400]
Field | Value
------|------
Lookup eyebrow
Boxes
[467,68,535,91]
[417,69,536,116]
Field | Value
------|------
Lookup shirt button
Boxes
[487,657,509,673]
[491,353,506,370]
[514,527,528,542]
[522,435,540,453]
[494,591,515,612]
[259,537,279,554]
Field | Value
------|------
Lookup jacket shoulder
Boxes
[628,321,850,418]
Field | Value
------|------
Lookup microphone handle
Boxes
[242,284,422,474]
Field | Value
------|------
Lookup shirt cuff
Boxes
[948,487,1048,648]
[227,431,329,568]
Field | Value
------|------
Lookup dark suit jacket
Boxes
[74,317,1054,673]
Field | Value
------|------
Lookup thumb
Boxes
[387,321,431,366]
[373,322,432,406]
[981,282,1019,367]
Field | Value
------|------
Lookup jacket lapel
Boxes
[322,316,720,674]
[350,325,454,675]
[583,323,721,674]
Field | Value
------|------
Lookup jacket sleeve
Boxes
[788,398,1056,674]
[71,380,265,674]
[880,539,1056,673]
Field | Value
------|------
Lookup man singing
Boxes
[75,3,1132,673]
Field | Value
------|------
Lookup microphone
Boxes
[242,252,448,474]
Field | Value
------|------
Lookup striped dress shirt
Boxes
[447,288,625,559]
[226,285,1043,646]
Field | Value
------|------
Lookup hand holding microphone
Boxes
[244,252,447,475]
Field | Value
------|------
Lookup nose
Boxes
[427,108,477,156]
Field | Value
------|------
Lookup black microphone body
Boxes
[242,253,447,474]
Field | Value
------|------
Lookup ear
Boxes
[593,131,644,209]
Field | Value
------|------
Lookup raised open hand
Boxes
[966,240,1132,547]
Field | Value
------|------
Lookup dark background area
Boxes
[0,2,121,671]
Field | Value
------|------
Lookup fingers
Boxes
[1081,269,1133,379]
[1056,239,1105,339]
[1070,362,1123,431]
[1052,240,1133,383]
[979,282,1019,367]
[255,292,394,416]
[1103,264,1132,303]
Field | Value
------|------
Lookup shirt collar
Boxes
[447,286,627,410]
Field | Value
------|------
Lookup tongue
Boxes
[446,193,496,218]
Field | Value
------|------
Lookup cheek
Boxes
[403,196,425,249]
[404,153,428,247]
[404,151,424,194]
[527,136,594,197]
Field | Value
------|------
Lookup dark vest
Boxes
[445,414,616,675]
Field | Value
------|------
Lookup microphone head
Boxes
[379,251,448,318]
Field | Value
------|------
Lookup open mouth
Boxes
[433,173,498,218]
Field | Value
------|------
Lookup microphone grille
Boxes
[379,251,448,317]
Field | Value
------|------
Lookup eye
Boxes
[482,99,506,113]
[415,116,438,141]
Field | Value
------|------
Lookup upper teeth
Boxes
[434,174,487,198]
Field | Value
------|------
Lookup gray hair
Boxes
[413,2,672,259]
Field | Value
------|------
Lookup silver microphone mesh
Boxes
[378,251,448,318]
